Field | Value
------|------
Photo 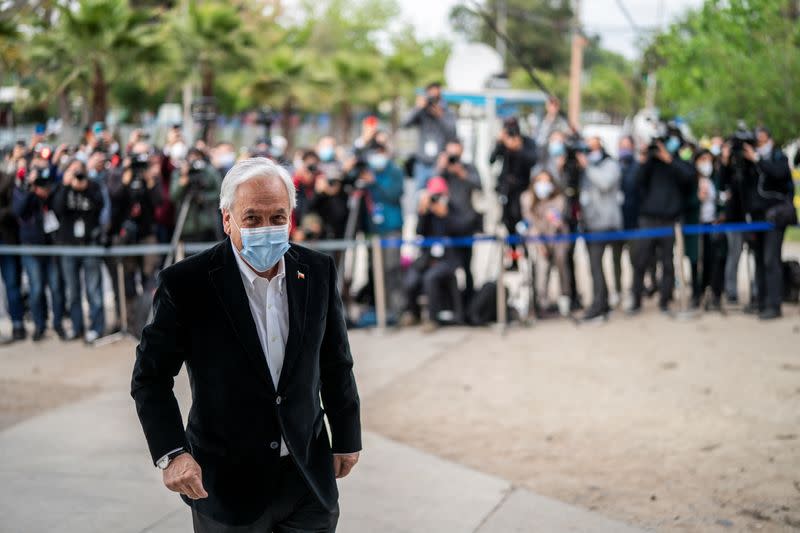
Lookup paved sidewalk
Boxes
[0,330,647,533]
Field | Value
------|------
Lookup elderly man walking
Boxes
[131,158,361,532]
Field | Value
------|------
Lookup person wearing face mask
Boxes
[51,159,106,343]
[628,132,695,315]
[692,149,727,310]
[520,170,571,317]
[355,144,405,320]
[400,176,474,330]
[170,147,223,243]
[0,143,25,341]
[132,157,361,533]
[577,137,622,321]
[719,126,793,319]
[436,140,483,306]
[12,164,66,341]
[535,96,569,163]
[402,82,458,191]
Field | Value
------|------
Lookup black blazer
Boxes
[131,240,361,526]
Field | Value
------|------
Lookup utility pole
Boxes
[567,0,586,128]
[496,0,508,69]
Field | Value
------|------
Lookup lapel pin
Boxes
[297,271,305,280]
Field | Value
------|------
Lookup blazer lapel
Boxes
[209,240,275,392]
[278,245,308,392]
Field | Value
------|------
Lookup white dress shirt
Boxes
[231,242,290,456]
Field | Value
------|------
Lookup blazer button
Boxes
[270,441,279,450]
[275,396,282,405]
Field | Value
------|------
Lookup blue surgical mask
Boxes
[666,136,681,153]
[319,147,335,162]
[709,145,721,157]
[88,169,98,179]
[368,154,388,171]
[588,150,603,163]
[618,148,633,159]
[548,142,565,158]
[232,220,290,272]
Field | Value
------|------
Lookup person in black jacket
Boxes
[719,127,793,319]
[400,176,474,331]
[629,138,694,313]
[131,157,360,532]
[0,151,25,341]
[52,159,106,343]
[490,117,537,270]
[12,164,66,341]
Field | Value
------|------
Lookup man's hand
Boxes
[163,453,208,500]
[333,452,359,479]
[575,152,588,169]
[656,142,673,164]
[743,143,758,163]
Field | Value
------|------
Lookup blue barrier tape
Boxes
[0,221,789,257]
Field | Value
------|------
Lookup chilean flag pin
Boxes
[297,271,305,280]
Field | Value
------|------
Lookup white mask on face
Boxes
[697,161,713,177]
[534,181,554,200]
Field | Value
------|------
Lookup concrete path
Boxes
[0,329,648,533]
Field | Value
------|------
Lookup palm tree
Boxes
[167,0,254,141]
[27,0,164,122]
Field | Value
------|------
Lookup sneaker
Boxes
[84,330,101,344]
[12,327,26,341]
[625,302,642,316]
[609,292,621,309]
[557,296,571,317]
[582,306,609,323]
[398,312,419,328]
[54,326,67,341]
[758,308,781,321]
[65,329,84,342]
[32,329,46,342]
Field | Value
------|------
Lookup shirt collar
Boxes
[231,241,286,291]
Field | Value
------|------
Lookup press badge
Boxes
[424,139,438,158]
[73,219,85,239]
[431,243,445,258]
[43,210,60,234]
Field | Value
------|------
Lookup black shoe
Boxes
[625,303,642,316]
[583,306,609,322]
[65,330,84,341]
[645,286,658,299]
[758,308,782,320]
[54,326,68,341]
[570,298,584,312]
[32,329,46,342]
[659,301,671,315]
[743,302,760,315]
[705,297,722,312]
[12,327,26,341]
[727,295,739,305]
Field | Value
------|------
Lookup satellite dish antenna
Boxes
[445,43,505,92]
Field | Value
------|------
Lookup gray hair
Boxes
[218,157,296,212]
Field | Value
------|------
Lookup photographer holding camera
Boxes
[629,131,695,314]
[719,126,793,320]
[436,140,482,304]
[402,82,457,191]
[490,117,537,270]
[169,147,223,243]
[107,143,164,335]
[52,159,105,343]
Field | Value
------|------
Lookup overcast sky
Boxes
[399,0,704,59]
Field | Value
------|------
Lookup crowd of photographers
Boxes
[0,85,797,342]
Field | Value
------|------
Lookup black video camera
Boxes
[339,157,369,189]
[727,123,756,157]
[562,134,589,201]
[130,152,150,172]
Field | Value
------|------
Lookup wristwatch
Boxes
[157,448,187,470]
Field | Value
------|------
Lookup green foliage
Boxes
[646,0,800,142]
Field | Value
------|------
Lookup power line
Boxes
[614,0,641,33]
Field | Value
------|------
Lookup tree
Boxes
[26,0,164,123]
[645,0,800,142]
[449,0,573,72]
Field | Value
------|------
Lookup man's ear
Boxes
[222,208,231,236]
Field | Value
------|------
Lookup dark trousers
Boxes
[61,255,105,335]
[632,217,675,306]
[0,243,24,327]
[587,238,611,312]
[752,227,785,312]
[457,246,475,306]
[20,255,64,332]
[695,230,726,300]
[191,458,338,533]
[404,260,457,320]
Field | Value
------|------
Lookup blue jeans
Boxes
[61,256,105,335]
[0,242,24,327]
[21,255,65,332]
[413,161,436,191]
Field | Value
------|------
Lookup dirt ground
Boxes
[363,307,800,532]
